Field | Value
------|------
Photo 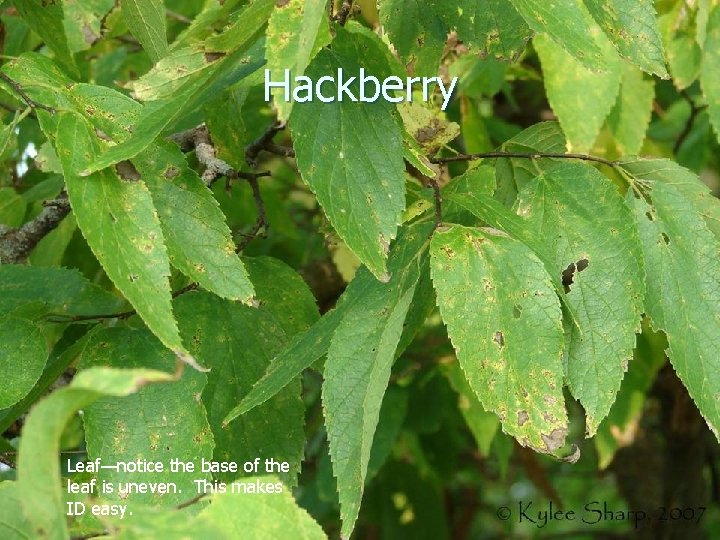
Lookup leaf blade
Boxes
[515,162,645,434]
[55,112,193,366]
[627,182,720,440]
[323,223,430,537]
[585,0,667,77]
[121,0,169,63]
[0,317,48,409]
[290,30,406,278]
[430,225,568,454]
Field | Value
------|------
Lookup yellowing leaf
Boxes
[535,34,622,153]
[430,225,568,454]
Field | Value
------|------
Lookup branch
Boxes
[406,161,443,229]
[245,121,288,167]
[169,125,272,250]
[427,176,443,229]
[0,193,71,263]
[170,125,272,186]
[235,175,268,252]
[48,283,199,324]
[333,0,354,26]
[0,72,55,113]
[430,151,619,168]
[166,9,192,24]
[674,90,708,155]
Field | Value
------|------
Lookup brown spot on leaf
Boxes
[442,246,455,259]
[164,166,180,179]
[276,0,290,6]
[116,160,141,181]
[83,23,99,45]
[518,410,529,426]
[204,51,226,63]
[493,331,504,347]
[541,428,567,452]
[94,128,112,142]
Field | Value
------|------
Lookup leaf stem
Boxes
[673,89,708,155]
[430,151,619,168]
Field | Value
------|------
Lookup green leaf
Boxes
[55,112,199,369]
[174,258,318,486]
[194,477,327,539]
[135,141,255,303]
[16,368,174,539]
[130,47,222,102]
[0,482,33,539]
[0,265,123,319]
[584,0,667,77]
[121,0,168,63]
[445,363,499,456]
[12,0,76,73]
[0,187,27,228]
[324,223,429,538]
[99,503,224,539]
[62,0,114,54]
[594,322,666,469]
[225,221,432,423]
[515,162,645,434]
[79,327,213,506]
[103,478,327,539]
[266,0,328,120]
[291,30,406,279]
[442,165,497,219]
[37,81,256,303]
[379,0,447,75]
[366,386,408,481]
[534,34,622,153]
[494,122,567,205]
[224,304,346,424]
[430,225,568,454]
[0,317,48,409]
[0,326,97,438]
[606,65,655,155]
[83,40,265,174]
[664,32,701,91]
[244,256,321,335]
[619,157,720,238]
[510,0,609,70]
[698,0,712,48]
[701,6,720,145]
[627,181,720,440]
[436,0,531,62]
[203,0,275,52]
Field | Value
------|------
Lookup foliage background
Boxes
[0,0,719,539]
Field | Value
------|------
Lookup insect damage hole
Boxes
[562,258,589,293]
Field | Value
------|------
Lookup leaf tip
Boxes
[174,349,210,373]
